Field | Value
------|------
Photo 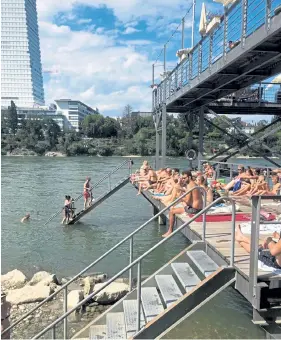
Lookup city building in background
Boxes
[131,111,152,118]
[1,0,45,108]
[54,99,99,131]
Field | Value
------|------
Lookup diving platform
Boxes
[67,176,130,225]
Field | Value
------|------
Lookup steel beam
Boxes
[206,114,281,165]
[209,109,281,161]
[198,107,204,170]
[180,52,281,108]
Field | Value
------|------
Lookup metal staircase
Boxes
[86,245,236,340]
[67,176,130,225]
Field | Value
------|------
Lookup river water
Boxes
[2,155,279,338]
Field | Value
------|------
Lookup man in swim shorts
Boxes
[162,170,203,238]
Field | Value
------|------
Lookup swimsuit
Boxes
[184,206,202,214]
[258,247,281,269]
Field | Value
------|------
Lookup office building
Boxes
[54,99,99,131]
[1,0,45,108]
[131,111,152,118]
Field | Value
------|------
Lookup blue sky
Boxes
[37,0,279,121]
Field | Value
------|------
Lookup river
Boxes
[2,155,279,338]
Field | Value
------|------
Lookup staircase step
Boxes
[171,262,201,291]
[141,287,164,322]
[187,250,219,276]
[89,325,106,339]
[155,275,183,307]
[106,312,126,339]
[123,300,146,337]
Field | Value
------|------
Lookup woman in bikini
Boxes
[236,225,281,269]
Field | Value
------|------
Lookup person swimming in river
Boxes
[21,213,30,223]
[83,177,92,209]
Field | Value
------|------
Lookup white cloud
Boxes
[39,20,153,114]
[122,27,140,34]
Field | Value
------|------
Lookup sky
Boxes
[37,0,222,116]
[37,0,279,121]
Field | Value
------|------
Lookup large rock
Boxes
[83,277,95,296]
[29,271,58,286]
[67,290,84,321]
[1,269,27,291]
[67,290,84,311]
[6,284,52,305]
[93,281,129,304]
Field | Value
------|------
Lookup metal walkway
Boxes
[153,1,281,112]
[67,176,130,225]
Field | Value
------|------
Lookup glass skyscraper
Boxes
[1,0,45,108]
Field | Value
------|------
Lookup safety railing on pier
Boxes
[43,159,133,225]
[249,195,281,310]
[199,159,278,182]
[31,195,238,339]
[2,186,207,339]
[152,0,281,109]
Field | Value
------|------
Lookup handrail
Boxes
[199,159,278,170]
[153,0,280,108]
[43,159,132,226]
[2,185,206,337]
[249,194,281,310]
[32,195,236,339]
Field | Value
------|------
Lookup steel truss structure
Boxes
[153,0,281,169]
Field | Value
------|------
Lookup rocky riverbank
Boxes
[1,269,130,339]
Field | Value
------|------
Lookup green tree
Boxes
[6,101,18,134]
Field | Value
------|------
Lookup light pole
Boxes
[191,0,196,48]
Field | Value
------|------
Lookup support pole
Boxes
[191,0,196,48]
[198,107,204,171]
[163,44,166,74]
[181,18,185,49]
[155,126,160,169]
[161,105,167,168]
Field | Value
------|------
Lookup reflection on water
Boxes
[1,156,271,338]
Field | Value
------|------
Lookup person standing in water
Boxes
[83,177,92,210]
[61,195,71,224]
[21,213,30,223]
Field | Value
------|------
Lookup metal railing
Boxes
[32,195,237,339]
[199,159,278,182]
[152,0,280,110]
[43,159,133,225]
[249,195,281,310]
[2,186,207,339]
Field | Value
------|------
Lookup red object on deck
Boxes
[188,214,252,222]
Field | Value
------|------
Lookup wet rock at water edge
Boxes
[28,271,59,286]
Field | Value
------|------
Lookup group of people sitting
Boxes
[132,160,281,270]
[131,161,216,237]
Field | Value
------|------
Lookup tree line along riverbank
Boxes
[2,103,280,157]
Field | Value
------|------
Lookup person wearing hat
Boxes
[83,177,92,210]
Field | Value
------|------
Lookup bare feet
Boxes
[137,192,141,196]
[235,224,244,242]
[162,231,172,238]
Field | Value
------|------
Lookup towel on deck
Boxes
[240,222,281,235]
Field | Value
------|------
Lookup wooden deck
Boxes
[142,190,281,281]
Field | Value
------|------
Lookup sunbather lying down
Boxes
[236,225,281,269]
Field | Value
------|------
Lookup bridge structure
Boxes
[152,0,281,169]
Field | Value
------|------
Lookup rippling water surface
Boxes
[2,155,276,338]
